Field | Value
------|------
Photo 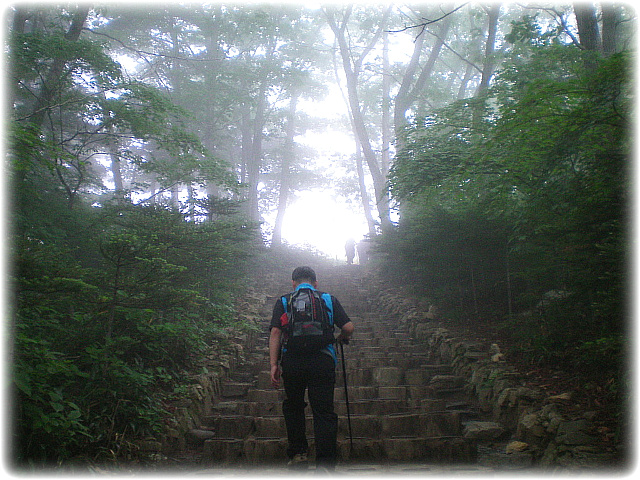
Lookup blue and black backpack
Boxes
[281,288,334,353]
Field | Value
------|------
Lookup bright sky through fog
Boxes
[114,9,412,258]
[278,190,369,260]
[271,80,372,259]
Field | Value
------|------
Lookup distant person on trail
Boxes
[356,237,371,266]
[345,238,356,264]
[269,266,354,472]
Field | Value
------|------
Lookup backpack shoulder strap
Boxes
[281,293,293,314]
[320,292,333,325]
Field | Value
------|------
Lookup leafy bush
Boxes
[381,46,629,380]
[11,202,257,466]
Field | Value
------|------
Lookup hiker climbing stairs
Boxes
[199,265,487,469]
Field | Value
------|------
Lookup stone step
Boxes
[340,357,443,372]
[339,352,432,368]
[202,435,476,464]
[336,365,452,387]
[198,269,489,469]
[340,436,477,463]
[213,398,412,417]
[220,382,253,398]
[334,384,435,403]
[333,386,377,401]
[335,398,410,416]
[205,414,310,438]
[202,437,288,465]
[339,412,463,439]
[206,411,462,441]
[246,389,284,403]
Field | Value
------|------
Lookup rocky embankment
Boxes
[374,279,625,471]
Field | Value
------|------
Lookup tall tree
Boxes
[601,3,620,56]
[271,89,300,246]
[393,4,454,149]
[28,6,91,128]
[325,5,393,232]
[573,1,601,52]
[476,3,501,96]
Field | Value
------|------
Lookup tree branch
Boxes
[388,3,468,35]
[86,29,218,62]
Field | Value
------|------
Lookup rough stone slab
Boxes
[211,415,255,438]
[253,416,286,437]
[335,386,377,401]
[378,386,407,400]
[373,367,403,386]
[338,414,382,438]
[430,375,466,389]
[335,399,408,416]
[202,438,244,463]
[187,428,216,445]
[419,399,447,413]
[243,437,288,464]
[422,411,462,437]
[256,371,271,389]
[407,385,429,400]
[463,421,506,441]
[404,369,427,385]
[246,389,281,403]
[221,382,252,398]
[337,438,384,461]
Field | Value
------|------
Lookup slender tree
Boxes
[325,5,393,232]
[573,1,601,52]
[394,4,454,149]
[476,3,501,96]
[272,89,300,246]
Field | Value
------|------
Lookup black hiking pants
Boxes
[281,351,337,468]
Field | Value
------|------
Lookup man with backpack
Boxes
[269,266,354,472]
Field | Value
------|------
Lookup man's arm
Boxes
[269,327,282,388]
[337,321,354,344]
[331,296,354,344]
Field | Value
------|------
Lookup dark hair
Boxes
[292,266,317,283]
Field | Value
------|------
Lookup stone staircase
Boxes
[198,265,488,471]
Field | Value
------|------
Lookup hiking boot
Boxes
[287,453,309,470]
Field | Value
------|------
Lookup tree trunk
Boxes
[476,3,500,96]
[272,90,300,247]
[108,138,125,200]
[574,2,601,52]
[345,66,391,232]
[246,79,267,222]
[149,176,157,205]
[381,30,391,178]
[30,6,90,127]
[472,4,501,131]
[326,7,393,232]
[457,63,475,99]
[170,185,180,208]
[601,3,619,56]
[355,138,377,236]
[240,103,251,185]
[394,5,452,150]
[393,13,426,150]
[411,13,452,102]
[186,183,195,219]
[11,6,29,34]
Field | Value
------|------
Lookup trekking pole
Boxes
[339,340,354,451]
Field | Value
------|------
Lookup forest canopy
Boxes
[6,1,633,468]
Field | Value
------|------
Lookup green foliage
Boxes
[12,192,257,467]
[10,10,258,466]
[383,36,629,380]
